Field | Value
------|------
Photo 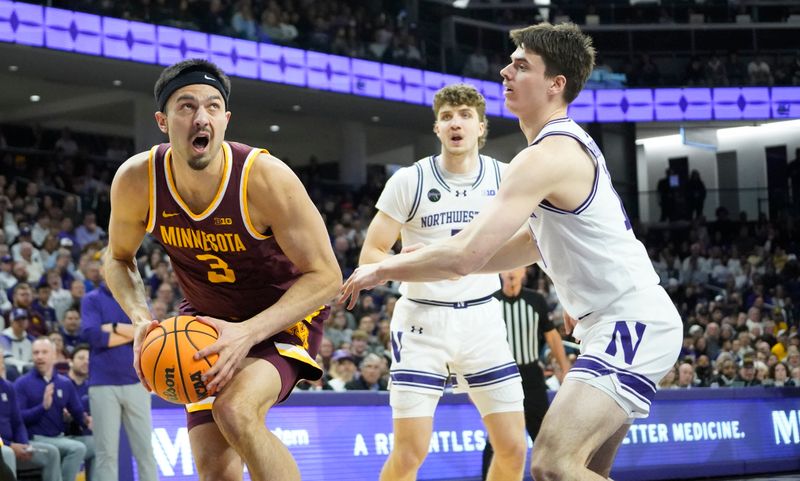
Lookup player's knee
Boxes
[390,443,428,472]
[530,456,569,481]
[530,442,570,481]
[212,396,258,436]
[490,433,527,468]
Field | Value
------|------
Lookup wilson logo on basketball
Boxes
[190,371,207,398]
[140,315,219,404]
[163,367,179,402]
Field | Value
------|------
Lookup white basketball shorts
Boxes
[567,310,682,419]
[388,296,522,399]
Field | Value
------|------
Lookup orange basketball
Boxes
[140,315,219,404]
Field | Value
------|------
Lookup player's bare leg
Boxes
[586,423,629,478]
[530,379,629,481]
[212,358,300,481]
[482,411,526,481]
[379,417,433,481]
[189,423,245,481]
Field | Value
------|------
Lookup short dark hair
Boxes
[153,59,231,113]
[71,343,90,359]
[509,23,595,104]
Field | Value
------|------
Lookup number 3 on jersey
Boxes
[196,254,236,283]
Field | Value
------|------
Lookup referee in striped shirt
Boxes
[482,267,570,480]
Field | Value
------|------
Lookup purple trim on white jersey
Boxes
[531,131,600,216]
[407,162,424,221]
[429,156,451,192]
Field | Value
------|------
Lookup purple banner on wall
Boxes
[137,389,800,481]
[1,0,799,122]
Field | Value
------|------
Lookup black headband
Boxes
[156,69,229,113]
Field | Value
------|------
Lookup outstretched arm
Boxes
[105,152,160,389]
[339,140,573,308]
[475,225,540,274]
[359,211,403,265]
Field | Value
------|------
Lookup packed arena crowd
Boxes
[19,0,800,85]
[1,125,799,396]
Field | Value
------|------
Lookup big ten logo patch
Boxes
[213,217,233,225]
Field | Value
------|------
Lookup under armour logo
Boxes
[455,190,467,197]
[410,325,423,334]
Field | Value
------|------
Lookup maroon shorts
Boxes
[180,304,329,430]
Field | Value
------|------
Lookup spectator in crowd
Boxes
[705,54,728,86]
[15,242,44,285]
[68,280,85,313]
[48,332,70,373]
[676,362,698,388]
[748,53,774,85]
[65,344,94,480]
[345,353,387,391]
[54,128,79,157]
[52,249,77,291]
[688,170,707,219]
[734,357,761,386]
[14,338,90,481]
[7,284,44,338]
[348,330,370,366]
[685,57,706,86]
[231,0,258,40]
[81,257,157,481]
[58,308,85,356]
[30,212,50,249]
[0,346,61,481]
[463,49,490,79]
[2,308,34,374]
[656,168,675,221]
[74,213,104,250]
[726,51,747,86]
[324,309,352,349]
[0,255,15,293]
[711,357,737,387]
[327,349,357,391]
[31,283,56,336]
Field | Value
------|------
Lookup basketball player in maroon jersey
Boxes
[104,59,341,481]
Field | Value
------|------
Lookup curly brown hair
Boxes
[432,84,489,148]
[509,23,595,104]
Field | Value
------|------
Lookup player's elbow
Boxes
[322,264,343,297]
[451,253,482,277]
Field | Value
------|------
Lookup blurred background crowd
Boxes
[1,120,798,394]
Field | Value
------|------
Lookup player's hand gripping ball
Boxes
[140,316,219,404]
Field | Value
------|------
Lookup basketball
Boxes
[140,315,219,404]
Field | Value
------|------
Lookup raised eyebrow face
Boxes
[437,106,476,119]
[174,93,223,104]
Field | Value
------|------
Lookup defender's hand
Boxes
[132,319,160,391]
[337,264,385,310]
[194,316,255,393]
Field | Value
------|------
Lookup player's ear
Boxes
[155,111,168,134]
[549,74,567,97]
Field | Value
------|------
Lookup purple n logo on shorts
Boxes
[604,321,646,365]
[391,331,404,362]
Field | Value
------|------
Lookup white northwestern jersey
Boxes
[527,118,668,336]
[377,154,505,302]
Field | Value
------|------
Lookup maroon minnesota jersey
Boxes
[145,141,302,320]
